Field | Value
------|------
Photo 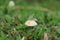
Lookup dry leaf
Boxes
[44,32,48,40]
[21,36,25,40]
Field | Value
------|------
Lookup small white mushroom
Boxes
[9,1,15,7]
[25,19,38,26]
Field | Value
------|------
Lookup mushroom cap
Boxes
[9,1,15,7]
[25,20,37,26]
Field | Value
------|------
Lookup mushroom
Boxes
[25,19,38,26]
[9,0,15,7]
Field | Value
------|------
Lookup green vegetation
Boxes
[0,0,60,40]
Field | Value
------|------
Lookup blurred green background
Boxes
[0,0,60,40]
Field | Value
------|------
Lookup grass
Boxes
[0,1,60,40]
